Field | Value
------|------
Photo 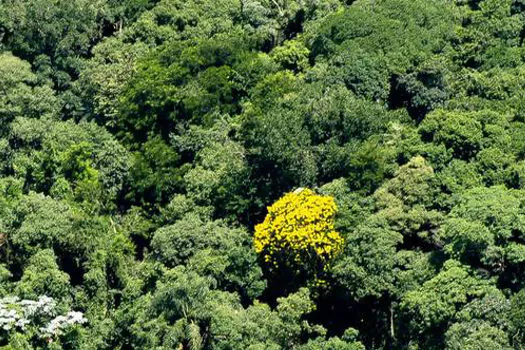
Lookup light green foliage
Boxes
[331,224,401,299]
[15,250,70,301]
[0,53,58,135]
[377,156,437,208]
[142,271,331,349]
[439,218,494,265]
[436,159,483,206]
[151,213,264,299]
[393,251,438,297]
[445,321,512,350]
[456,291,510,330]
[184,134,251,218]
[11,193,85,255]
[298,333,365,350]
[475,147,514,185]
[445,287,512,348]
[7,117,131,208]
[401,260,494,328]
[419,110,486,159]
[371,156,443,246]
[449,186,525,240]
[509,288,525,342]
[271,39,310,71]
[453,0,524,69]
[434,186,525,288]
[78,38,150,127]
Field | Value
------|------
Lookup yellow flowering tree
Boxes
[254,188,344,279]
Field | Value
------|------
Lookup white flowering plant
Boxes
[0,295,87,346]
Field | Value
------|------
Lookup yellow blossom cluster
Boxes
[254,189,344,269]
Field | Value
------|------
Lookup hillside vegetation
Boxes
[2,0,525,348]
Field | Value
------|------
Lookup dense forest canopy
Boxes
[2,0,525,348]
